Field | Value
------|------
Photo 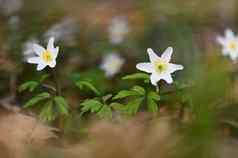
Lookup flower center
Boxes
[41,51,53,63]
[228,41,237,50]
[154,60,168,74]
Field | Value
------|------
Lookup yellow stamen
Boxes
[41,51,53,63]
[154,59,168,74]
[229,41,237,50]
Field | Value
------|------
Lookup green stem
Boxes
[51,68,61,96]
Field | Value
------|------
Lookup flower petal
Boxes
[161,74,173,84]
[161,47,173,62]
[216,36,226,46]
[37,63,47,71]
[225,29,235,39]
[147,48,159,62]
[150,73,161,86]
[136,63,153,73]
[53,46,59,59]
[168,64,184,73]
[47,37,55,50]
[27,57,41,64]
[48,60,56,68]
[33,44,45,56]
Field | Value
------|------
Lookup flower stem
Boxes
[51,68,61,96]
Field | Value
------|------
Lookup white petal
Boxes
[225,29,235,39]
[48,60,56,68]
[216,36,226,45]
[147,48,159,62]
[47,37,55,50]
[161,47,173,62]
[36,63,47,71]
[150,73,161,86]
[229,52,238,61]
[53,46,59,59]
[27,57,41,64]
[33,44,45,56]
[161,74,173,84]
[168,64,184,73]
[136,63,153,73]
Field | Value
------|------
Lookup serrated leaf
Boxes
[80,99,103,114]
[110,102,125,111]
[122,73,149,81]
[39,101,56,122]
[113,90,140,100]
[76,81,101,96]
[18,81,39,92]
[24,92,50,108]
[97,105,112,118]
[126,98,144,115]
[54,96,69,115]
[132,86,145,95]
[148,91,160,101]
[147,98,158,113]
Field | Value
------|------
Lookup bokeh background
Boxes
[1,0,238,158]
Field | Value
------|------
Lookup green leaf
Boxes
[122,73,149,81]
[54,96,69,115]
[132,86,145,95]
[97,105,112,119]
[39,101,56,122]
[148,91,160,101]
[147,91,160,113]
[126,98,144,115]
[80,99,103,114]
[18,81,39,92]
[110,102,126,111]
[113,90,140,100]
[24,92,51,108]
[76,81,101,96]
[147,98,158,113]
[39,74,49,83]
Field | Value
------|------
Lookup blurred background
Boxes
[1,0,238,158]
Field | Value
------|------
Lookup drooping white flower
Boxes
[100,53,125,77]
[136,47,184,86]
[108,16,129,45]
[43,18,78,45]
[27,37,59,71]
[217,29,238,61]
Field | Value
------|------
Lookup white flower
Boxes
[108,16,129,44]
[217,29,238,61]
[27,37,59,71]
[136,47,184,86]
[100,53,125,77]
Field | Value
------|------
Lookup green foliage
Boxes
[18,74,49,92]
[18,81,39,92]
[75,80,101,96]
[122,73,150,83]
[39,96,70,122]
[24,92,51,108]
[80,97,114,119]
[113,85,160,115]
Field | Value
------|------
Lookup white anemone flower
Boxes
[27,37,59,71]
[217,29,238,61]
[136,47,184,86]
[100,53,125,77]
[108,16,129,45]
